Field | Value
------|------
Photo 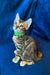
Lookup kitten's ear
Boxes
[26,18,32,30]
[15,13,20,20]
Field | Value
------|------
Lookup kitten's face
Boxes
[13,19,26,33]
[13,13,32,33]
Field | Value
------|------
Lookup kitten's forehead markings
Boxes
[19,19,24,23]
[20,23,23,25]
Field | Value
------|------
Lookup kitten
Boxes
[12,13,43,66]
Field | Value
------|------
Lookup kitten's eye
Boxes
[15,22,17,25]
[20,25,23,28]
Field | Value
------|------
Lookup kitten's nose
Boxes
[16,26,19,29]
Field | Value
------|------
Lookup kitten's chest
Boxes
[13,35,30,49]
[13,36,24,49]
[17,38,24,48]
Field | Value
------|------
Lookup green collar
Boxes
[14,31,25,36]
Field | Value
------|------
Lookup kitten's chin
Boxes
[14,30,22,33]
[14,29,24,33]
[13,27,25,33]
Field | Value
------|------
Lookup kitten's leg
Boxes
[12,49,20,63]
[20,61,35,66]
[12,56,20,63]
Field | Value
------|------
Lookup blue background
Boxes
[0,0,50,75]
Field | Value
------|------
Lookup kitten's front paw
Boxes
[12,56,20,63]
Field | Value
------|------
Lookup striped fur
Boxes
[12,18,43,66]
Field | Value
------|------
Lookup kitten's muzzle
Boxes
[16,26,19,29]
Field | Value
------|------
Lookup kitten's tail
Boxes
[36,51,43,61]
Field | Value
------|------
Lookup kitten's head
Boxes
[13,13,32,33]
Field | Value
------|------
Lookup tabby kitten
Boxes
[12,13,43,66]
